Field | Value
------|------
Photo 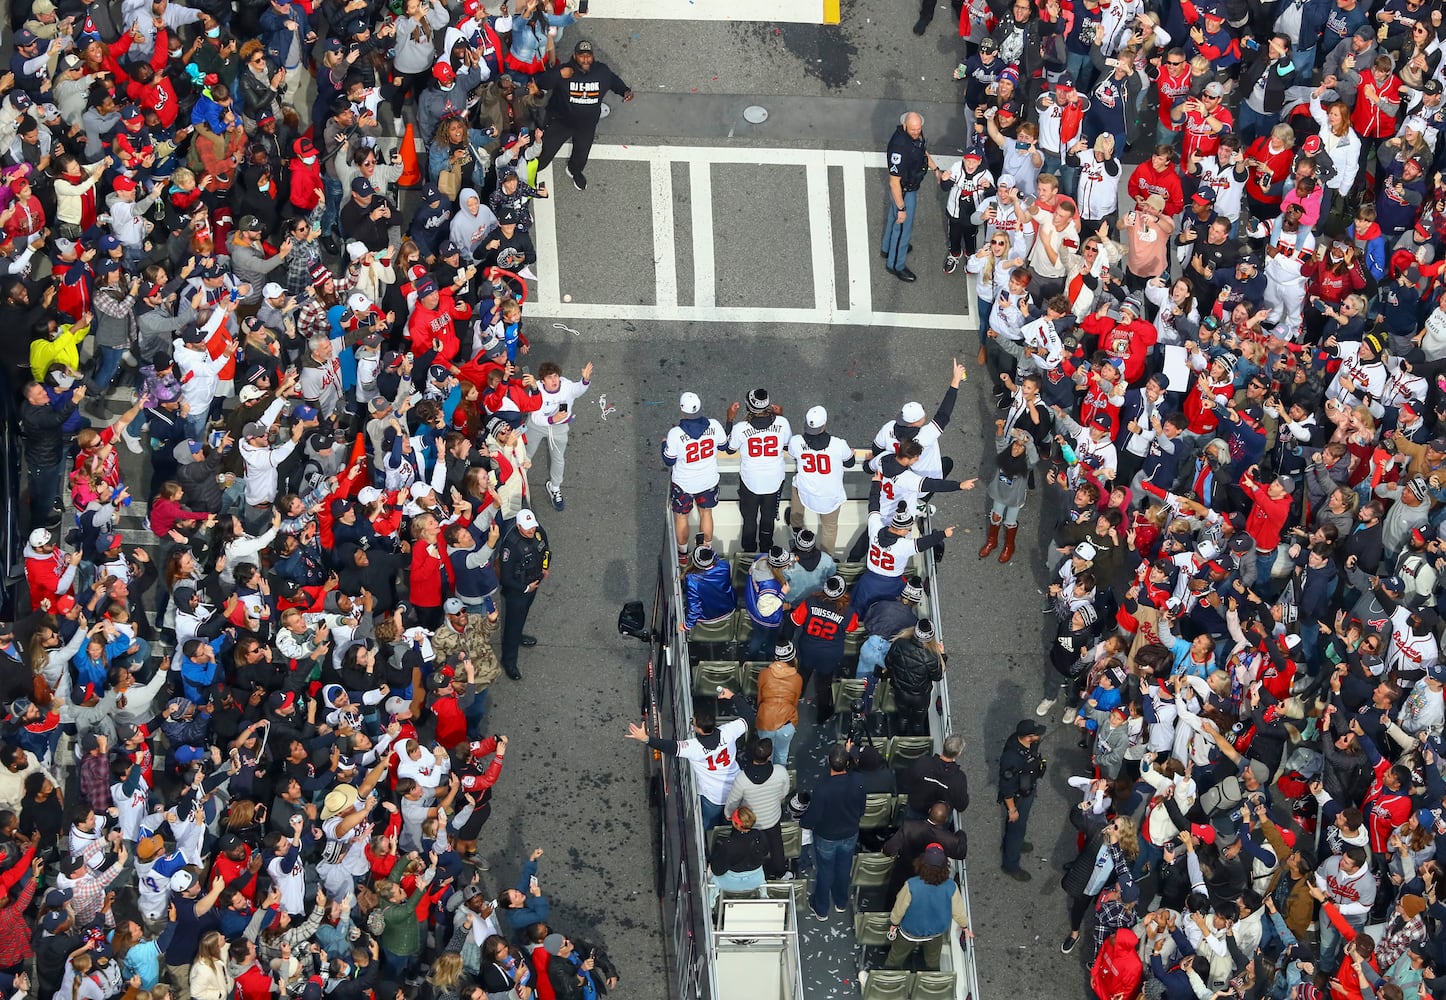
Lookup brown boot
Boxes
[977,518,1001,558]
[976,344,987,366]
[999,525,1018,563]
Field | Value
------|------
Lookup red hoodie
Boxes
[1090,927,1143,1000]
[409,537,452,608]
[1241,474,1290,551]
[1126,160,1184,217]
[408,289,470,361]
[121,29,179,128]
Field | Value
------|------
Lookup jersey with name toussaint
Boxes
[728,416,793,493]
[789,434,855,515]
[875,421,945,479]
[864,513,918,578]
[665,419,727,494]
[678,718,749,804]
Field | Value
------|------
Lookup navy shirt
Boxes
[801,771,867,840]
[886,125,929,194]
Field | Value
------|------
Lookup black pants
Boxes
[761,822,786,878]
[916,0,964,26]
[739,485,781,553]
[946,214,978,257]
[985,337,1019,395]
[500,586,537,670]
[537,119,599,176]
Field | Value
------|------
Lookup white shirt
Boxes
[788,434,854,515]
[240,436,299,505]
[268,846,308,915]
[728,416,792,493]
[527,376,590,430]
[864,513,918,578]
[677,718,749,805]
[664,419,727,494]
[874,419,945,478]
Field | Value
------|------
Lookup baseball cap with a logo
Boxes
[679,391,701,415]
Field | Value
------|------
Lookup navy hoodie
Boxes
[409,186,455,258]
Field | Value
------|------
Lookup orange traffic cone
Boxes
[397,122,422,189]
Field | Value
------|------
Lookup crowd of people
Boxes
[893,0,1446,996]
[0,0,634,997]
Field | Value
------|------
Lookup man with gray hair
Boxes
[299,335,343,417]
[901,733,969,821]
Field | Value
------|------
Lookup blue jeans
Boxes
[1066,49,1096,93]
[464,687,489,738]
[93,345,127,394]
[976,297,993,347]
[1254,546,1279,599]
[1237,103,1277,147]
[746,622,778,660]
[113,636,151,674]
[27,458,64,525]
[184,413,208,441]
[757,722,795,765]
[810,834,857,916]
[881,188,918,271]
[321,175,344,238]
[380,948,416,981]
[700,796,726,830]
[858,635,890,711]
[126,407,148,438]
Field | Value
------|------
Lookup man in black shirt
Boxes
[902,734,970,820]
[533,41,633,192]
[997,720,1046,881]
[338,177,394,252]
[881,112,935,283]
[800,747,867,920]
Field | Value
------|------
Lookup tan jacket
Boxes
[756,662,802,732]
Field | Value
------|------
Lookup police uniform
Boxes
[996,723,1046,877]
[882,121,930,278]
[497,514,550,680]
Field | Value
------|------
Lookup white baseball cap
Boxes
[679,391,701,415]
[900,401,926,424]
[261,282,285,300]
[27,528,50,548]
[357,486,383,504]
[517,508,539,530]
[168,869,195,893]
[996,173,1017,189]
[347,292,371,313]
[409,481,433,499]
[805,405,828,430]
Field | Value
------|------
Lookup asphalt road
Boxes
[476,4,1104,995]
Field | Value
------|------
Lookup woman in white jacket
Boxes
[218,509,282,588]
[1144,274,1201,348]
[1308,93,1362,200]
[189,932,234,1000]
[1135,754,1197,877]
[965,234,1022,360]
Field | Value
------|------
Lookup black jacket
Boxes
[903,754,970,814]
[883,638,944,707]
[498,524,549,593]
[21,396,76,465]
[536,58,630,129]
[710,828,770,875]
[996,735,1045,802]
[882,818,968,864]
[801,771,867,841]
[1236,48,1298,116]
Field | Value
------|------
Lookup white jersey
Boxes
[1264,220,1315,286]
[320,812,373,875]
[268,847,308,915]
[1327,343,1389,411]
[874,420,945,479]
[1194,157,1246,222]
[664,420,728,494]
[527,376,590,431]
[111,775,149,843]
[868,459,927,521]
[788,434,854,515]
[1020,315,1066,371]
[678,718,749,805]
[728,416,792,494]
[864,512,918,578]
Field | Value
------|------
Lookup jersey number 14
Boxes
[705,747,732,770]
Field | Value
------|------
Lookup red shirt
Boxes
[1156,65,1192,129]
[1181,103,1232,161]
[1242,476,1290,550]
[1244,137,1293,204]
[1351,72,1402,138]
[408,538,452,608]
[1126,160,1184,216]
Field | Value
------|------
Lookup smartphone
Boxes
[557,403,568,414]
[578,0,589,11]
[1014,140,1029,151]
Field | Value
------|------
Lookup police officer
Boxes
[997,719,1046,881]
[882,112,936,283]
[497,507,550,681]
[532,41,634,192]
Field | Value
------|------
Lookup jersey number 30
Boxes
[705,747,732,770]
[799,453,831,474]
[685,439,716,463]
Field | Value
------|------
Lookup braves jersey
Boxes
[664,419,728,494]
[788,434,855,515]
[864,513,919,578]
[1020,315,1066,371]
[1326,343,1388,411]
[944,163,995,220]
[870,460,927,521]
[728,416,793,493]
[874,420,945,479]
[1194,157,1247,221]
[1264,219,1315,285]
[677,718,749,804]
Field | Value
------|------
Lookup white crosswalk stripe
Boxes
[530,144,977,332]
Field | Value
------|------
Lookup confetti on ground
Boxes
[599,395,618,421]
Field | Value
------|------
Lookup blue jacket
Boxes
[898,877,957,938]
[179,639,225,702]
[505,858,550,941]
[684,561,736,629]
[258,6,305,70]
[71,635,132,698]
[744,563,786,629]
[1296,0,1334,51]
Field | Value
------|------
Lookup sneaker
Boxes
[120,426,143,455]
[1034,697,1056,718]
[943,254,960,274]
[1061,707,1078,725]
[546,479,564,511]
[1061,932,1079,954]
[566,166,587,191]
[833,904,849,913]
[779,871,795,881]
[916,501,936,517]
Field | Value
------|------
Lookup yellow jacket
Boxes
[29,322,90,382]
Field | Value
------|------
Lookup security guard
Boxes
[881,112,936,283]
[497,507,550,681]
[997,719,1046,881]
